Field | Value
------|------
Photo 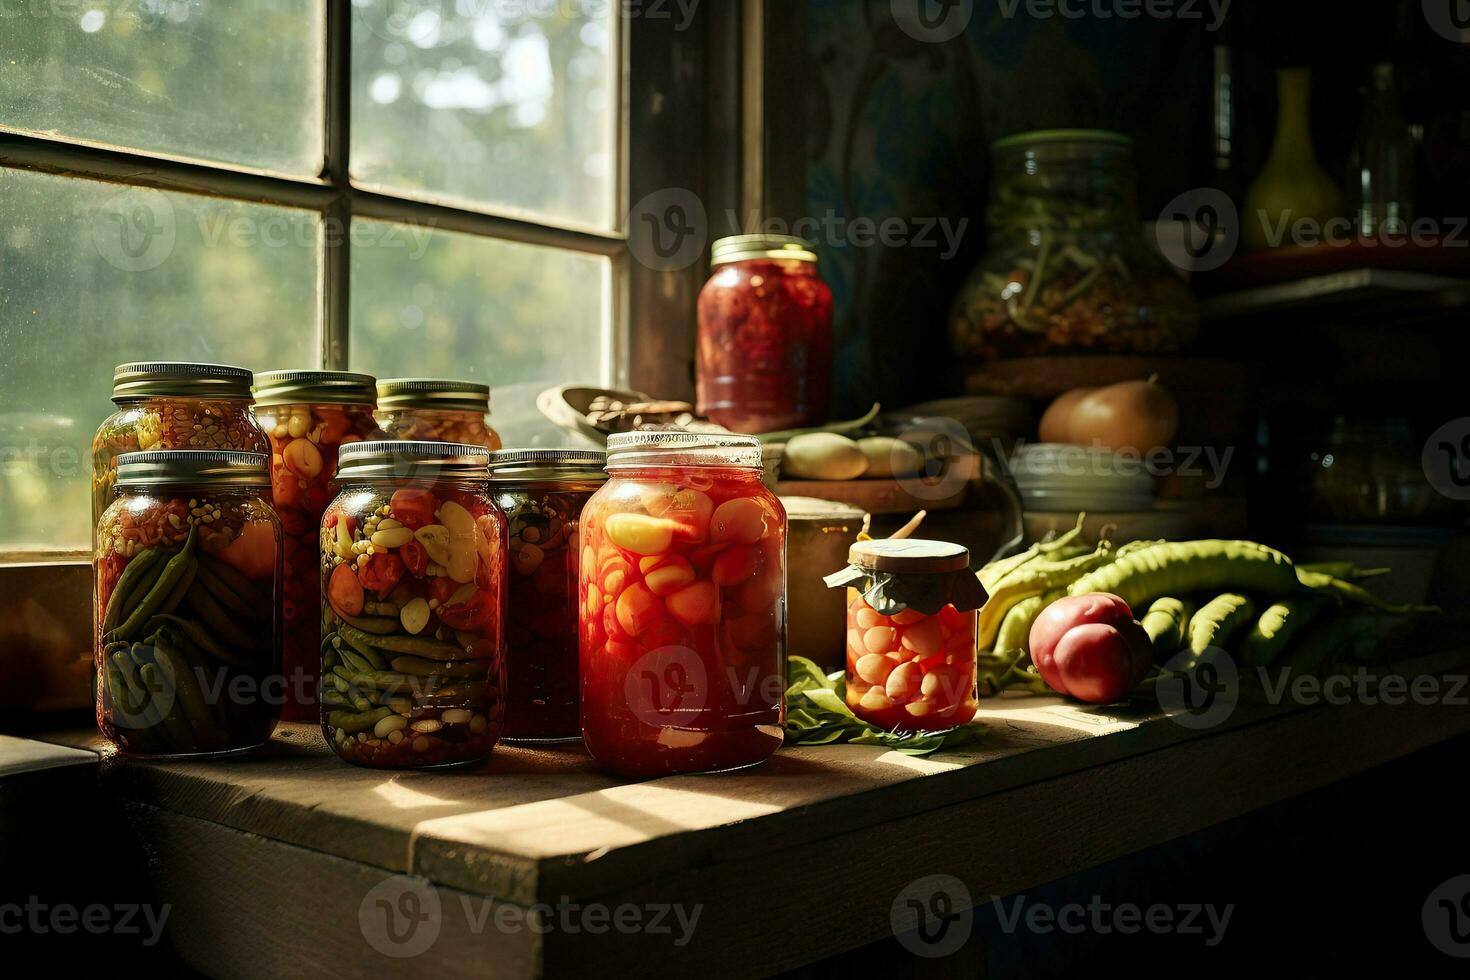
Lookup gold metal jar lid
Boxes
[847,538,971,574]
[337,440,491,482]
[605,430,762,470]
[377,378,491,415]
[115,450,270,489]
[252,370,377,408]
[111,362,254,403]
[487,449,607,483]
[710,234,819,266]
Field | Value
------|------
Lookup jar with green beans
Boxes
[95,451,283,757]
[949,130,1197,360]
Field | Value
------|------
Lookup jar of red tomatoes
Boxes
[580,431,787,777]
[252,371,383,721]
[321,441,508,768]
[376,378,503,450]
[696,235,833,434]
[96,450,282,757]
[92,362,269,544]
[825,540,987,731]
[488,449,607,743]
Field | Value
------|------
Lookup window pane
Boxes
[351,0,618,230]
[0,168,321,554]
[349,218,609,388]
[0,1,324,178]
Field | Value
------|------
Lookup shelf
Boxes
[1200,267,1470,320]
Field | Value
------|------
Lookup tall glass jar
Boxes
[253,371,383,721]
[579,432,787,777]
[696,235,833,434]
[320,441,508,768]
[95,451,282,757]
[92,362,268,543]
[825,540,987,732]
[949,130,1198,360]
[488,449,607,743]
[376,378,503,450]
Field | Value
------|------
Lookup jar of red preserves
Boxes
[580,431,787,777]
[488,449,607,743]
[376,378,502,450]
[253,371,383,721]
[824,540,987,732]
[696,235,833,434]
[321,441,508,768]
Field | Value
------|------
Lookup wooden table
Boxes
[23,651,1470,978]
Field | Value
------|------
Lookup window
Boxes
[0,0,634,557]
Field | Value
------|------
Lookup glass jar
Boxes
[489,450,607,742]
[92,362,268,543]
[825,539,986,732]
[949,130,1198,360]
[253,371,383,722]
[320,441,508,768]
[579,432,787,777]
[696,235,833,434]
[95,451,282,756]
[376,378,503,450]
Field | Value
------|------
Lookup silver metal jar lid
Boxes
[111,362,254,403]
[376,378,491,414]
[337,440,491,481]
[115,450,270,489]
[710,234,818,266]
[252,370,377,408]
[487,448,608,483]
[604,430,762,469]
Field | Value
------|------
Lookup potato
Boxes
[857,437,923,478]
[782,433,868,481]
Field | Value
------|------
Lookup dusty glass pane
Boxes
[349,218,609,390]
[0,168,320,554]
[351,0,618,229]
[0,1,324,177]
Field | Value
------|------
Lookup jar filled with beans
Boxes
[376,379,502,450]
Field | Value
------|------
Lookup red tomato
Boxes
[390,489,438,530]
[428,577,458,606]
[316,408,353,446]
[328,563,365,617]
[437,589,494,630]
[1029,593,1151,704]
[399,540,428,576]
[358,552,404,598]
[218,520,278,581]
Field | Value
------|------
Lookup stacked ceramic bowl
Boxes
[1009,443,1156,513]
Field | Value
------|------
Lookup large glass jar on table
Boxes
[320,441,508,769]
[252,370,383,721]
[949,130,1197,360]
[579,431,787,777]
[95,450,282,757]
[488,449,608,743]
[376,378,503,450]
[696,235,833,433]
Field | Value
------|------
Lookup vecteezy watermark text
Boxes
[994,0,1230,30]
[0,898,170,946]
[992,894,1234,946]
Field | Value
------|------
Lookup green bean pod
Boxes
[979,544,1114,649]
[101,547,162,633]
[1187,593,1257,656]
[109,524,198,641]
[198,554,261,606]
[338,623,469,662]
[994,588,1064,655]
[1239,597,1327,667]
[1141,597,1195,657]
[1069,540,1299,611]
[328,706,394,734]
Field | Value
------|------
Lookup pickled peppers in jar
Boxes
[95,451,282,757]
[321,441,508,768]
[376,378,502,450]
[489,449,607,742]
[824,539,987,732]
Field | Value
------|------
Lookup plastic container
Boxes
[489,449,608,742]
[825,539,986,732]
[579,431,787,776]
[95,450,282,756]
[320,441,507,768]
[949,130,1197,360]
[253,371,383,721]
[696,235,833,433]
[92,362,268,543]
[376,378,503,450]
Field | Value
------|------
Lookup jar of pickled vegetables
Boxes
[95,450,282,757]
[696,235,833,434]
[253,370,383,721]
[580,431,787,777]
[92,362,268,544]
[949,130,1197,360]
[824,539,987,731]
[488,449,607,742]
[321,441,507,768]
[376,378,503,450]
